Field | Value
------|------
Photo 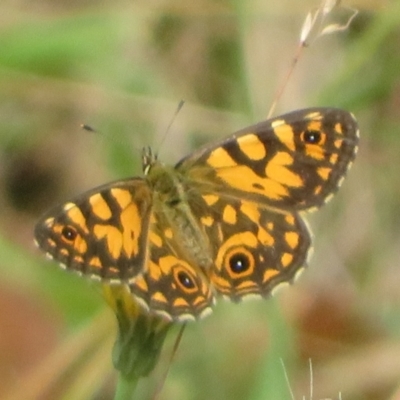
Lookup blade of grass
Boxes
[3,310,113,400]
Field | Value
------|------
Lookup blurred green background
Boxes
[0,0,399,399]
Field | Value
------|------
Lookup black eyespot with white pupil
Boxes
[177,271,195,289]
[229,252,251,274]
[303,129,322,144]
[61,226,77,241]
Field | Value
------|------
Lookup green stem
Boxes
[114,373,139,400]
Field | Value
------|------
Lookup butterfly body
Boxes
[147,161,215,270]
[35,108,359,321]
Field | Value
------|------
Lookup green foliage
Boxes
[0,1,399,399]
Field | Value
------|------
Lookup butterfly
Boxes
[34,108,359,322]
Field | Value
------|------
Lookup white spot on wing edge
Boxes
[89,274,102,282]
[270,281,290,297]
[44,217,54,227]
[63,202,75,211]
[240,293,263,302]
[271,119,286,128]
[58,262,67,270]
[198,306,213,320]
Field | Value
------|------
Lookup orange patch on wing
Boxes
[173,298,189,307]
[108,266,119,275]
[285,214,295,225]
[89,256,102,269]
[305,143,325,160]
[68,232,87,254]
[111,188,132,209]
[314,185,322,195]
[334,139,343,149]
[94,225,122,260]
[285,231,299,249]
[207,148,290,199]
[210,274,230,291]
[330,153,338,164]
[66,206,89,233]
[257,228,274,246]
[74,255,84,264]
[207,147,237,169]
[152,291,168,304]
[148,261,162,281]
[133,275,148,292]
[237,133,266,160]
[149,232,163,247]
[202,194,219,206]
[272,121,295,152]
[236,281,256,290]
[217,164,289,200]
[263,269,279,282]
[120,202,141,257]
[281,252,294,267]
[307,120,322,132]
[90,193,112,220]
[60,248,68,257]
[201,216,214,227]
[192,297,205,306]
[334,122,343,134]
[240,202,260,224]
[164,228,173,239]
[223,204,237,224]
[266,152,303,188]
[317,167,331,180]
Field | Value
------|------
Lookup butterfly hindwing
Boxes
[129,218,215,321]
[187,193,312,300]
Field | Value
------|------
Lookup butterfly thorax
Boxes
[146,161,213,270]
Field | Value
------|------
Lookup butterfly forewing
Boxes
[176,108,359,211]
[34,179,152,281]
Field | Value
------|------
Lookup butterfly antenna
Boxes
[152,322,187,400]
[81,120,147,166]
[80,123,97,133]
[155,99,185,157]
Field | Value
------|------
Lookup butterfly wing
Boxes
[34,178,153,281]
[35,176,214,321]
[129,192,311,320]
[191,193,311,301]
[129,215,214,321]
[176,108,359,211]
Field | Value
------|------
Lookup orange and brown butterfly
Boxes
[34,108,359,321]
